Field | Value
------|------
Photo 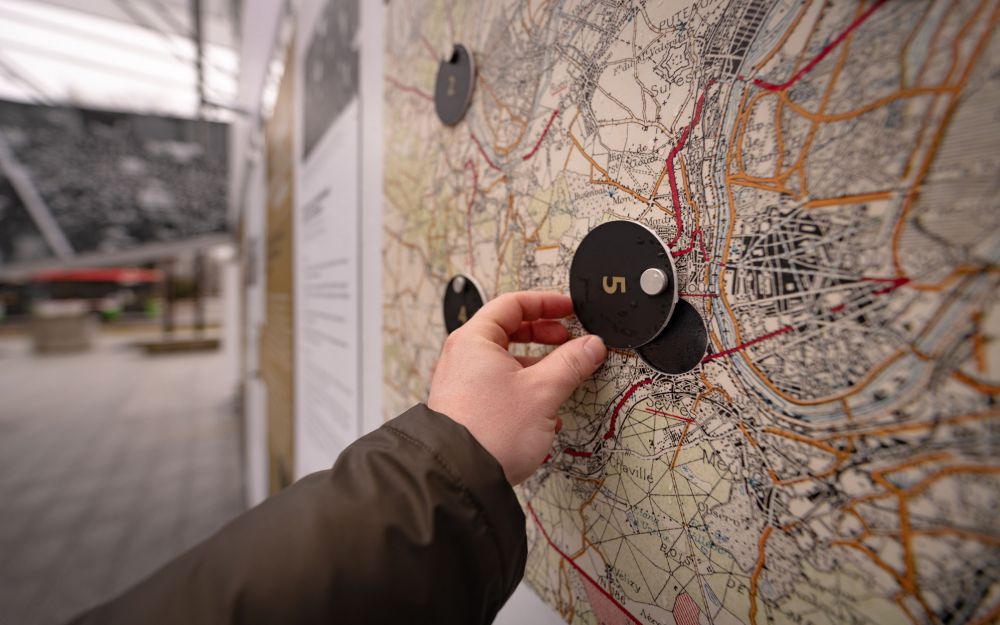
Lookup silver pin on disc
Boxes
[640,268,668,295]
[443,274,485,333]
[569,220,679,349]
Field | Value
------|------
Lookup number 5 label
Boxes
[603,276,626,294]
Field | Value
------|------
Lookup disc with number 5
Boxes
[569,220,678,349]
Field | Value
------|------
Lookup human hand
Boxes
[427,291,607,485]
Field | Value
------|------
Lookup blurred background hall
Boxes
[0,1,246,623]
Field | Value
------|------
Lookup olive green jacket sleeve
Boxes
[70,404,527,625]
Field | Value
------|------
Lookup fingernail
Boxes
[584,335,607,365]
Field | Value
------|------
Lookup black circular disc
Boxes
[569,220,678,349]
[434,44,475,126]
[443,274,485,333]
[637,299,708,375]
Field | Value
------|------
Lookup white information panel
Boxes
[293,0,362,478]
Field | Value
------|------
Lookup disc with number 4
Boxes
[569,220,678,349]
[443,274,486,334]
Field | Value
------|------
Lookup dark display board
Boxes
[0,100,227,267]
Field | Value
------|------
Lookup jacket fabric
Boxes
[70,404,528,625]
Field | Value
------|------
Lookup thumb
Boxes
[529,335,607,401]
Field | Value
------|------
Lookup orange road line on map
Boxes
[762,427,848,458]
[912,0,958,88]
[669,422,692,470]
[892,0,998,278]
[803,191,893,208]
[952,370,1000,394]
[841,398,854,423]
[644,407,694,423]
[944,0,991,85]
[913,526,1000,547]
[972,310,987,373]
[748,526,773,625]
[899,6,958,178]
[477,75,529,155]
[903,464,1000,499]
[572,133,667,211]
[754,0,887,92]
[713,0,1000,421]
[567,119,669,213]
[482,174,507,194]
[782,84,954,123]
[970,602,1000,625]
[826,408,1000,439]
[535,244,559,251]
[829,540,912,597]
[571,477,610,566]
[752,0,814,72]
[728,177,790,195]
[737,419,761,450]
[774,96,785,177]
[909,264,997,291]
[829,452,956,623]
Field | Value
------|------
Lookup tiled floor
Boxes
[0,332,245,625]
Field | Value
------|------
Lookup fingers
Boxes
[509,319,570,345]
[467,292,573,345]
[525,335,607,401]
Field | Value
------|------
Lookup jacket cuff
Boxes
[384,404,527,596]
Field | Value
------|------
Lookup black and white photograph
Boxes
[0,99,228,266]
[302,0,359,160]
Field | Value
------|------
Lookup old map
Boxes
[383,1,1000,623]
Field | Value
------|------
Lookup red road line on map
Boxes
[752,0,888,92]
[666,85,712,247]
[671,227,710,262]
[526,502,643,625]
[827,277,910,315]
[384,75,433,101]
[863,276,911,295]
[420,35,438,62]
[562,378,653,458]
[470,132,504,172]
[679,292,718,298]
[644,408,694,423]
[605,378,654,440]
[523,109,560,161]
[703,325,793,362]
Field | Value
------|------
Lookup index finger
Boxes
[467,291,573,344]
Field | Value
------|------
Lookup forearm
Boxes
[69,405,526,625]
